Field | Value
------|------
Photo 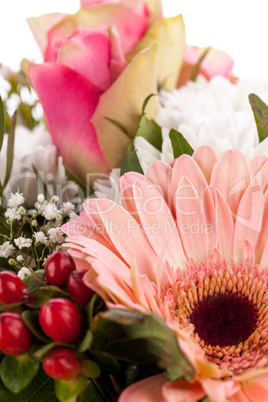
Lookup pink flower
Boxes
[63,146,268,400]
[24,0,186,182]
[178,45,234,87]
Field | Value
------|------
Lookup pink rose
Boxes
[178,45,234,87]
[25,0,185,182]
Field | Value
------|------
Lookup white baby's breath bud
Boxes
[18,267,31,280]
[18,206,26,215]
[0,242,15,258]
[37,194,45,204]
[31,220,38,227]
[50,195,59,203]
[14,237,32,249]
[7,192,25,208]
[8,258,16,265]
[28,209,38,217]
[16,255,25,263]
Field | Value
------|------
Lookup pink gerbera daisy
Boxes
[62,145,268,401]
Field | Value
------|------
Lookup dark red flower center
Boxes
[190,293,257,347]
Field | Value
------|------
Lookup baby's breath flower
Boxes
[42,203,60,220]
[31,220,38,227]
[33,231,47,244]
[14,237,32,249]
[7,192,25,208]
[0,242,15,258]
[5,207,21,221]
[62,202,75,214]
[47,228,64,244]
[28,209,37,217]
[18,267,31,280]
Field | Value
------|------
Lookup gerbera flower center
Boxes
[190,293,257,347]
[168,261,268,375]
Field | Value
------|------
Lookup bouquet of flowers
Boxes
[1,0,268,401]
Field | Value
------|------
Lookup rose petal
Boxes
[27,63,108,181]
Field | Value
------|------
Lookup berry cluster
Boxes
[0,251,95,381]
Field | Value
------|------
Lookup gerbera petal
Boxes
[210,149,250,217]
[200,378,240,402]
[131,179,187,269]
[256,191,268,264]
[233,176,263,263]
[236,373,268,402]
[175,176,209,263]
[87,198,158,280]
[192,145,218,184]
[163,379,205,402]
[172,154,216,255]
[146,161,173,207]
[119,374,167,402]
[215,189,234,261]
[249,154,267,176]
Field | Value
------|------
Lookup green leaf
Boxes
[78,330,93,353]
[0,301,23,312]
[64,166,87,195]
[24,288,53,308]
[249,93,268,142]
[136,115,162,151]
[0,96,4,151]
[3,111,16,187]
[92,310,195,382]
[54,376,89,402]
[120,151,144,176]
[79,380,104,402]
[104,117,129,138]
[33,342,59,360]
[190,46,211,82]
[21,311,51,343]
[0,367,57,401]
[93,351,120,375]
[0,353,39,393]
[141,93,157,115]
[23,270,45,294]
[169,129,194,158]
[80,360,101,379]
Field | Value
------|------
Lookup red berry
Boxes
[68,270,94,306]
[0,271,24,304]
[44,251,76,286]
[39,298,82,343]
[43,347,81,380]
[0,312,32,355]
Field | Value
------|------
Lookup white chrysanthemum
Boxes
[14,237,32,249]
[95,76,268,200]
[0,124,79,207]
[0,242,15,258]
[47,228,65,244]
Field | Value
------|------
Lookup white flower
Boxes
[0,242,15,258]
[18,267,31,280]
[33,231,47,244]
[94,76,268,200]
[16,255,25,263]
[37,194,45,204]
[47,228,65,244]
[42,203,60,220]
[14,237,32,249]
[62,202,75,214]
[5,207,21,221]
[7,191,25,208]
